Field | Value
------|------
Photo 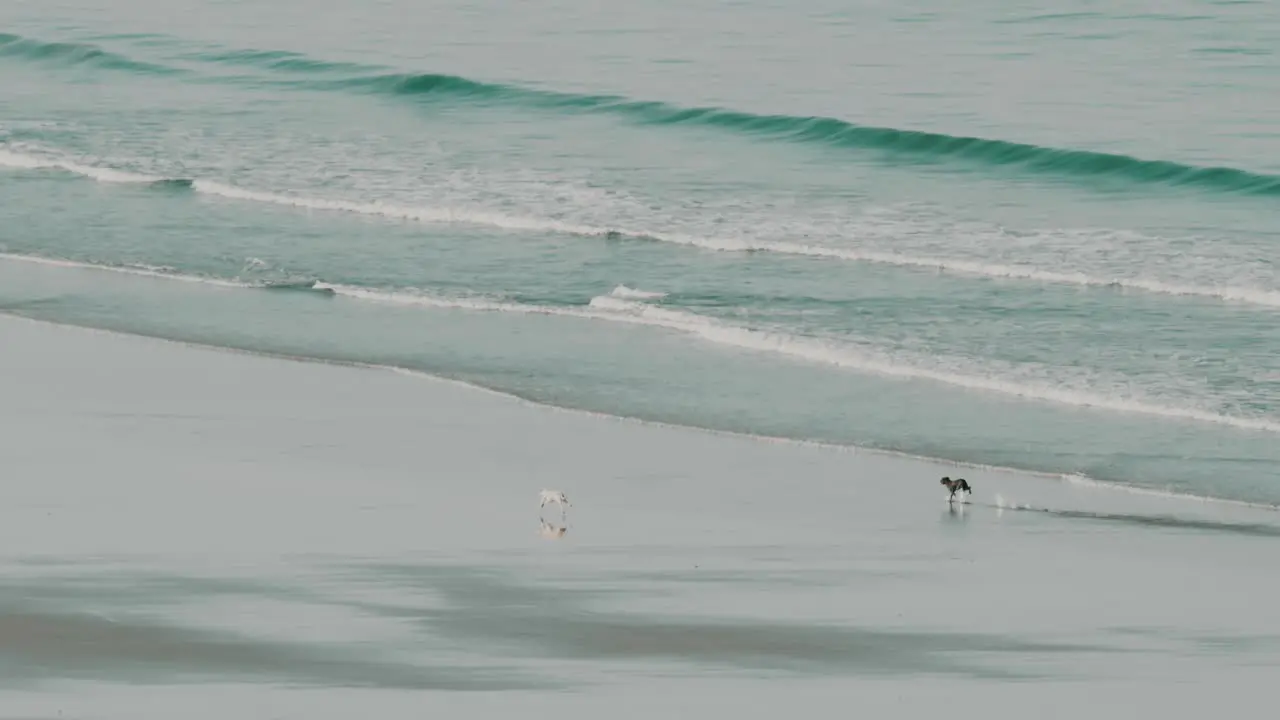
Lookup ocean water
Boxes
[3,0,1280,504]
[2,0,1280,709]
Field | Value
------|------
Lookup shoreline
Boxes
[6,247,1280,439]
[4,308,1276,514]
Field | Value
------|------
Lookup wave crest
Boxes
[0,33,180,75]
[308,70,1280,196]
[7,30,1276,196]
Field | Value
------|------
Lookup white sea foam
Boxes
[171,181,1280,309]
[606,233,1280,308]
[310,283,1280,436]
[0,147,163,183]
[4,246,1277,436]
[188,180,609,237]
[0,148,48,170]
[5,146,1279,309]
[608,284,668,300]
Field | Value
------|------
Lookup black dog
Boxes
[940,476,972,500]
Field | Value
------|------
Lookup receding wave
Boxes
[579,295,1280,435]
[1058,473,1280,512]
[0,252,332,298]
[8,248,1274,435]
[989,496,1280,538]
[299,282,1280,436]
[0,252,245,288]
[257,278,337,295]
[0,33,182,75]
[7,250,1280,512]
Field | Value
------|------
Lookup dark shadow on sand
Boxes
[0,601,541,691]
[0,557,1123,689]
[342,562,1121,681]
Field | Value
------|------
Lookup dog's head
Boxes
[939,476,952,486]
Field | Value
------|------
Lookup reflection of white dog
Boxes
[539,490,570,510]
[539,519,568,539]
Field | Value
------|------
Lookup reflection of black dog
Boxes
[940,476,972,500]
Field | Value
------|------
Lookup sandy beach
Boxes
[1,313,1277,718]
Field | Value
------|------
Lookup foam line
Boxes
[317,283,1280,436]
[5,146,1277,309]
[2,273,1278,512]
[4,247,1277,435]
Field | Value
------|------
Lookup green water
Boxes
[2,0,1279,503]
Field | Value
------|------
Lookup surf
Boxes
[4,145,1279,311]
[6,30,1280,198]
[6,247,1274,437]
[0,32,181,75]
[7,248,1280,513]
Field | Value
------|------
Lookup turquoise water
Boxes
[3,0,1280,503]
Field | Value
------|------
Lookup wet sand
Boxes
[1,313,1277,718]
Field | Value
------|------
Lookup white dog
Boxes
[539,489,570,510]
